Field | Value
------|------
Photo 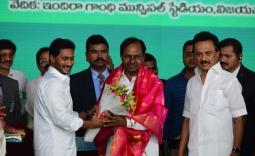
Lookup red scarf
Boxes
[95,65,167,156]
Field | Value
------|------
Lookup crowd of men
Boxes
[0,31,254,156]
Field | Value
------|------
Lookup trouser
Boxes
[159,139,181,156]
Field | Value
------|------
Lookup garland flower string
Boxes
[107,84,136,112]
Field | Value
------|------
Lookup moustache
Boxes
[63,66,72,69]
[200,61,210,65]
[95,58,106,62]
[1,60,12,64]
[220,61,228,66]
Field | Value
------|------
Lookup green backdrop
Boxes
[1,0,255,79]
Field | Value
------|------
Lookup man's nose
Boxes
[201,54,207,61]
[97,51,103,58]
[67,59,73,66]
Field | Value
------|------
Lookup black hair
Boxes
[0,39,16,54]
[36,47,49,66]
[49,38,75,57]
[120,37,146,56]
[182,40,193,53]
[219,38,242,57]
[144,53,157,63]
[193,31,219,52]
[85,34,109,53]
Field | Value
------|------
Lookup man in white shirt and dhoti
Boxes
[178,32,247,156]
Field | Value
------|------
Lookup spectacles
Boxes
[39,59,49,64]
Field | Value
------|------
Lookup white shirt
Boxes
[34,67,83,156]
[9,69,27,93]
[105,72,159,156]
[232,64,241,77]
[25,76,42,130]
[183,62,247,156]
[9,69,27,114]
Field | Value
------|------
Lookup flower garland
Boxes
[107,84,136,111]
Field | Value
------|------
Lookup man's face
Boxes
[144,60,158,75]
[183,44,196,69]
[38,51,49,75]
[86,44,109,70]
[0,49,14,70]
[194,40,219,72]
[50,48,74,75]
[219,45,240,73]
[121,42,144,75]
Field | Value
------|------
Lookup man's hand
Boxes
[0,106,6,127]
[104,111,127,127]
[4,126,26,138]
[0,106,6,120]
[83,115,107,129]
[78,112,88,120]
[87,105,98,119]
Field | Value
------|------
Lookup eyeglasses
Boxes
[39,58,49,64]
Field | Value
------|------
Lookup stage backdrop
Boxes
[1,0,255,80]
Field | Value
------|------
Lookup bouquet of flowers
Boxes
[107,84,136,111]
[84,83,136,142]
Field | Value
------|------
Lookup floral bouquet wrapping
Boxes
[84,83,136,142]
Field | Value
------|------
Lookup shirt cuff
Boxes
[183,110,190,118]
[126,117,133,128]
[232,108,247,118]
[71,117,84,131]
[125,117,147,130]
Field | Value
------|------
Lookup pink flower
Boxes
[120,94,128,101]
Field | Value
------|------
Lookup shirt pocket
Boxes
[204,89,228,114]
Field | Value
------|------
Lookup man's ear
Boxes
[215,51,220,60]
[49,54,55,64]
[86,52,90,63]
[239,54,243,61]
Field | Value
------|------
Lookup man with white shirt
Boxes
[219,38,255,156]
[94,37,168,156]
[178,32,247,156]
[0,39,27,115]
[25,47,49,130]
[34,38,105,156]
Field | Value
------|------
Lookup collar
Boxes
[121,70,137,83]
[91,68,109,80]
[232,64,241,77]
[8,69,14,77]
[47,66,70,82]
[195,62,222,76]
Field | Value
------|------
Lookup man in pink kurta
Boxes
[94,37,167,156]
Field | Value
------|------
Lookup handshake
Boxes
[78,107,127,129]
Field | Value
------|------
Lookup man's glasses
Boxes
[39,58,49,65]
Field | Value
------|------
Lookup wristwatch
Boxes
[232,147,241,154]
